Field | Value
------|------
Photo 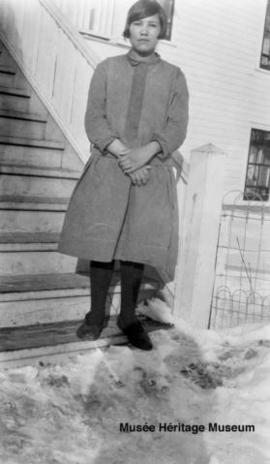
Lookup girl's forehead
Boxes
[131,13,160,22]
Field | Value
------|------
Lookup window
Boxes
[77,0,175,41]
[157,0,175,40]
[244,129,270,201]
[260,0,270,70]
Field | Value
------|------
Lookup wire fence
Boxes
[209,190,270,329]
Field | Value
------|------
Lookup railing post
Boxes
[173,143,226,328]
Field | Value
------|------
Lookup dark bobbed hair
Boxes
[123,0,168,40]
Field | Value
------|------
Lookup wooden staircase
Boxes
[0,41,159,366]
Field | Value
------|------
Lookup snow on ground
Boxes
[0,303,270,464]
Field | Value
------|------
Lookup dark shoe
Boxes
[76,320,104,340]
[117,317,153,351]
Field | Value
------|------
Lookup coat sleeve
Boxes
[84,60,117,152]
[152,67,189,160]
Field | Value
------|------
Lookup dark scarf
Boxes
[124,49,160,144]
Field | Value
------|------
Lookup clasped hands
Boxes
[118,146,153,187]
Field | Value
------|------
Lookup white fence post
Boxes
[173,143,226,328]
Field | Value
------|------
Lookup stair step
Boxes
[0,317,123,351]
[0,95,29,113]
[0,172,77,198]
[0,85,30,97]
[0,90,31,112]
[0,316,162,351]
[0,65,16,75]
[0,164,81,179]
[0,247,77,275]
[0,136,83,171]
[0,108,46,122]
[0,242,59,252]
[0,66,16,86]
[0,232,59,243]
[0,276,91,327]
[0,195,68,211]
[0,272,157,299]
[0,272,90,295]
[0,109,47,139]
[0,331,126,368]
[0,145,64,170]
[0,208,65,236]
[0,273,158,329]
[0,136,65,168]
[0,135,64,149]
[0,232,60,251]
[0,317,168,368]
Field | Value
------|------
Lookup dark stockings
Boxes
[85,260,114,325]
[119,260,144,326]
[85,260,144,327]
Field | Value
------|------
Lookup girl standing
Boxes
[59,0,189,350]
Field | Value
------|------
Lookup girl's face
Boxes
[129,14,161,56]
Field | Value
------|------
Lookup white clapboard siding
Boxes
[35,8,59,98]
[165,0,270,197]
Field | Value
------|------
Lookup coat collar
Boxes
[127,49,161,66]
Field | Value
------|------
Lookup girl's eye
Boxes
[131,20,159,28]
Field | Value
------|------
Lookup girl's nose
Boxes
[140,24,149,35]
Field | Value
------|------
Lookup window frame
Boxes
[158,0,175,41]
[260,0,270,70]
[244,128,270,201]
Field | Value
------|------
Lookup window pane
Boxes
[246,165,258,186]
[264,148,270,165]
[257,149,264,164]
[262,35,270,55]
[249,146,257,163]
[258,166,270,187]
[158,0,175,40]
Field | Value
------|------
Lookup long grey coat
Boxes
[58,51,189,282]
